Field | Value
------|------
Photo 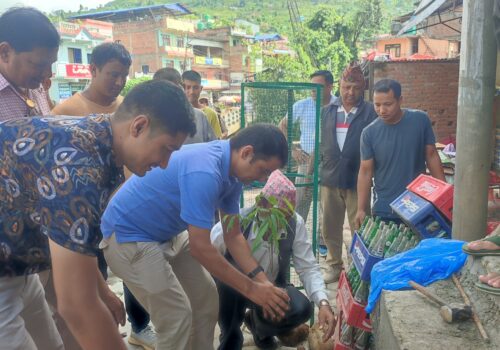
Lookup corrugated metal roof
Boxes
[376,57,459,63]
[398,0,447,35]
[69,3,191,22]
[255,33,283,42]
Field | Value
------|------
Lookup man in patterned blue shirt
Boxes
[0,80,196,350]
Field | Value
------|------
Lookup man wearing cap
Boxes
[211,170,336,350]
[320,63,377,283]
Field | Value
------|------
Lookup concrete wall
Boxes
[371,59,459,142]
[376,37,413,57]
[418,37,453,58]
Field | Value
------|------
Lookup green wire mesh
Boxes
[240,82,323,289]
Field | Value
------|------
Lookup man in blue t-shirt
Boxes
[355,79,445,226]
[279,70,337,223]
[100,124,291,350]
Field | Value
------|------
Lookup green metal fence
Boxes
[240,82,323,288]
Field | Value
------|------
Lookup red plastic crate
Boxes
[336,271,372,332]
[334,311,354,350]
[407,174,453,221]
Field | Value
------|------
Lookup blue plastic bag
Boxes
[366,238,467,313]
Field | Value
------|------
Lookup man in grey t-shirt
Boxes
[355,79,445,226]
[154,68,216,144]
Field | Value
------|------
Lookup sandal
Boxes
[474,281,500,296]
[462,235,500,256]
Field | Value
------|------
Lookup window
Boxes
[177,37,184,48]
[411,40,419,55]
[164,59,174,68]
[162,34,171,46]
[68,48,82,63]
[385,44,401,58]
[142,65,149,74]
[87,53,92,64]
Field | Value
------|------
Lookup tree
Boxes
[348,0,383,53]
[121,76,151,96]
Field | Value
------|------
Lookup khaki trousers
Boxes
[0,274,64,350]
[321,186,360,267]
[102,232,218,350]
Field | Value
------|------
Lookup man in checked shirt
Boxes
[0,7,57,121]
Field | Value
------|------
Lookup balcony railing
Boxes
[194,56,229,67]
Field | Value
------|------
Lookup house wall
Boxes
[418,37,452,58]
[376,37,412,57]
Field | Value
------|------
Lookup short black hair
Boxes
[90,42,131,69]
[117,80,196,137]
[0,7,60,52]
[153,67,182,85]
[230,123,288,166]
[374,79,402,99]
[182,70,202,84]
[310,70,334,85]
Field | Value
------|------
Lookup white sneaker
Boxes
[128,325,156,350]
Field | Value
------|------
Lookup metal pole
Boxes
[453,0,497,240]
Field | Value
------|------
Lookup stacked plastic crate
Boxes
[334,218,420,349]
[390,174,453,239]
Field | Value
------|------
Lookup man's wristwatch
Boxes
[247,265,264,279]
[319,299,331,308]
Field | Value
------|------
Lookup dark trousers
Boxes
[124,284,150,333]
[216,282,312,350]
[97,250,150,333]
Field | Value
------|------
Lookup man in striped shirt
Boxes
[0,8,56,121]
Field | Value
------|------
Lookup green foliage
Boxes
[223,194,293,253]
[121,76,151,96]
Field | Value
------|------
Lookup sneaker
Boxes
[243,310,278,349]
[318,245,328,257]
[323,265,342,284]
[128,325,156,350]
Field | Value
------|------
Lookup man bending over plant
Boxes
[211,170,336,350]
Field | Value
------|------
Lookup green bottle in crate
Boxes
[340,323,354,346]
[360,217,374,243]
[354,281,369,304]
[346,263,358,284]
[364,217,381,246]
[367,222,384,251]
[354,329,370,350]
[365,221,381,248]
[383,226,400,255]
[359,216,370,236]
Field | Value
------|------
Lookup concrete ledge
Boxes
[372,276,499,350]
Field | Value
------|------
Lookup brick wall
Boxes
[114,20,161,75]
[371,59,459,142]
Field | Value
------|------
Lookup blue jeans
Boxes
[124,284,150,333]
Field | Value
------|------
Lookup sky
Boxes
[0,0,110,13]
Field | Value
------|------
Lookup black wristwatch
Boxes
[247,265,264,279]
